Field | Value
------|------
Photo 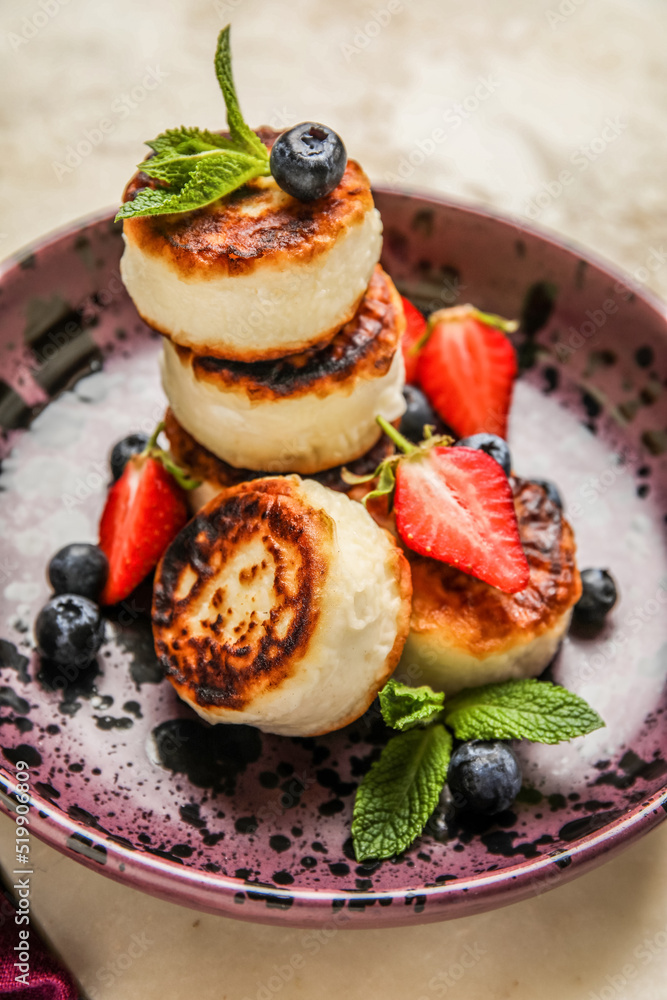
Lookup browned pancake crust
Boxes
[164,406,396,495]
[394,478,582,657]
[122,127,375,280]
[153,478,330,711]
[171,264,403,402]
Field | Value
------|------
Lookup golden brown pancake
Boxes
[163,406,395,498]
[159,264,406,474]
[168,263,403,400]
[381,478,582,693]
[120,128,384,361]
[152,476,412,736]
[122,129,375,281]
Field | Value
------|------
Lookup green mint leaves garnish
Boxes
[115,27,270,222]
[352,725,452,862]
[214,26,267,162]
[352,677,604,861]
[444,679,605,745]
[379,678,444,731]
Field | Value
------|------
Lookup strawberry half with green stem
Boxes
[400,296,427,385]
[344,417,529,594]
[417,306,518,439]
[99,422,199,606]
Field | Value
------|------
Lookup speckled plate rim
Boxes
[1,196,666,928]
[2,768,667,926]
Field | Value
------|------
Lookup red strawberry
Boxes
[417,307,518,439]
[395,445,529,593]
[99,431,194,606]
[348,418,529,594]
[400,296,427,385]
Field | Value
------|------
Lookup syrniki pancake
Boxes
[152,476,412,736]
[162,407,396,512]
[120,130,383,361]
[396,478,582,694]
[160,265,406,474]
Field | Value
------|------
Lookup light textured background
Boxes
[1,0,667,997]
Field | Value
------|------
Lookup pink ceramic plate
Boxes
[0,192,666,927]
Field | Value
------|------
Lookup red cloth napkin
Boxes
[0,886,78,999]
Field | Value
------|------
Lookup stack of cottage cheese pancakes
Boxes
[120,132,406,485]
[120,136,414,736]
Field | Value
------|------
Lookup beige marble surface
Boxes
[1,0,667,996]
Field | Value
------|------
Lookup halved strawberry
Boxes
[99,426,196,605]
[400,296,427,385]
[395,446,529,593]
[417,307,518,439]
[344,419,529,594]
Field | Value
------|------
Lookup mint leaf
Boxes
[116,27,270,222]
[146,126,241,159]
[116,150,266,220]
[215,25,268,162]
[444,679,605,744]
[379,679,444,732]
[352,725,452,861]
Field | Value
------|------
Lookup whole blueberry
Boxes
[447,741,522,815]
[454,433,512,476]
[574,568,618,624]
[270,123,347,202]
[399,385,438,443]
[48,543,108,601]
[110,433,149,482]
[34,594,105,669]
[532,478,563,510]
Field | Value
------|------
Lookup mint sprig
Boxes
[352,725,452,862]
[444,679,605,744]
[115,26,270,221]
[379,678,444,731]
[352,677,604,861]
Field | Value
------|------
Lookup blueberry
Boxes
[399,385,438,443]
[533,478,563,510]
[48,543,108,601]
[270,123,347,202]
[34,594,105,669]
[110,433,148,482]
[447,741,522,815]
[574,568,618,624]
[454,433,512,476]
